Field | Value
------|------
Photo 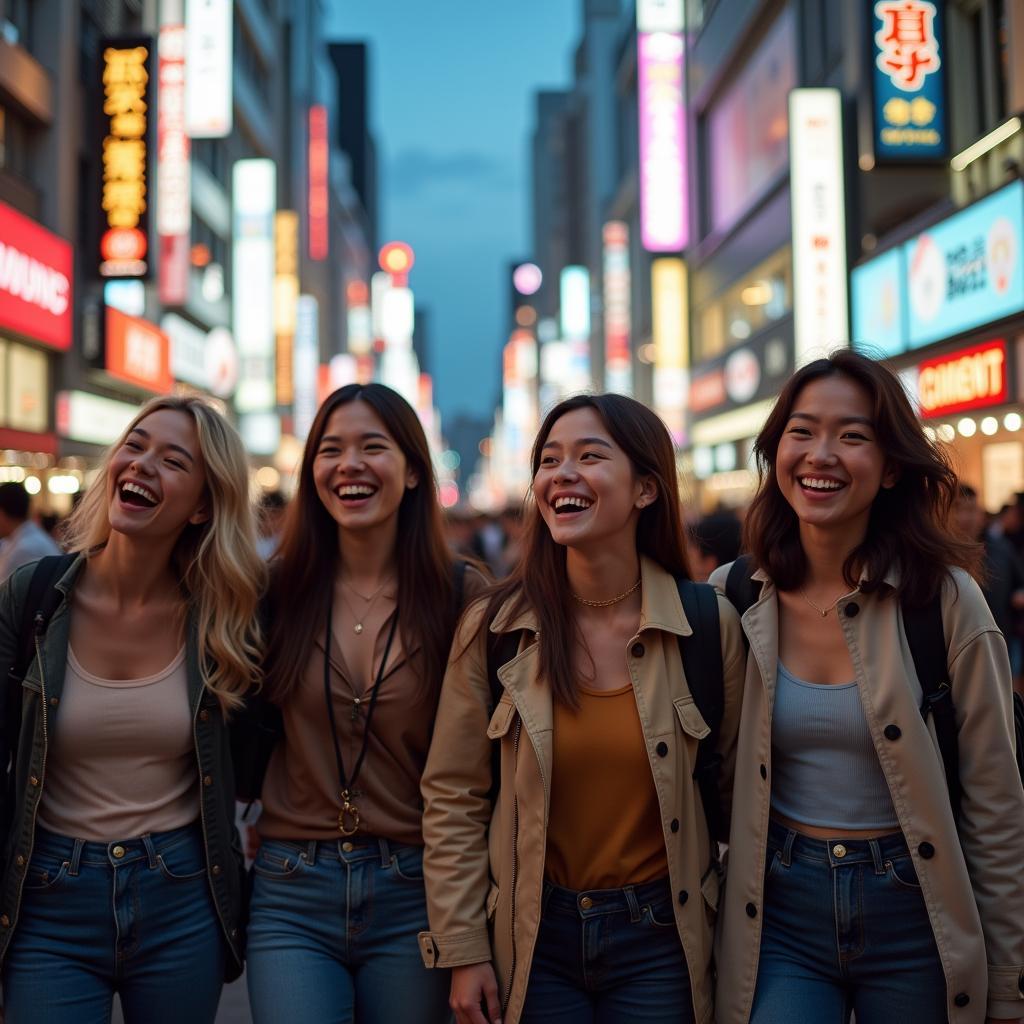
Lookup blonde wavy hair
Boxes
[63,395,265,712]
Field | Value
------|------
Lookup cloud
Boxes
[387,148,516,195]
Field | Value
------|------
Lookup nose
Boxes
[338,447,366,473]
[805,436,838,466]
[552,460,580,484]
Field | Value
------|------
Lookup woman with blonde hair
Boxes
[0,395,264,1024]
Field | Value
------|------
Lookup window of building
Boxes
[704,5,796,237]
[2,0,34,50]
[694,246,791,362]
[0,104,29,178]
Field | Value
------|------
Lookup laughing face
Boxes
[312,399,418,534]
[533,406,655,553]
[775,374,897,540]
[107,409,208,540]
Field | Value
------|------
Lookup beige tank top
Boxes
[37,647,198,841]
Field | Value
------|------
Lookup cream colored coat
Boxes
[419,557,746,1024]
[709,562,1024,1023]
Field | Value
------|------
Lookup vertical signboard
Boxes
[100,37,152,279]
[637,26,687,252]
[185,0,232,138]
[871,0,947,160]
[560,266,591,391]
[789,88,849,366]
[274,211,299,405]
[157,25,190,305]
[232,159,276,434]
[293,295,319,440]
[651,257,687,445]
[603,221,633,395]
[308,106,329,261]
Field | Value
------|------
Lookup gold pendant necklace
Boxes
[339,789,361,836]
[339,577,392,635]
[798,588,847,617]
[571,577,641,608]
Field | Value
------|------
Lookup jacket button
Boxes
[203,775,213,787]
[844,603,860,617]
[15,855,24,867]
[760,763,767,779]
[49,696,58,706]
[670,818,679,833]
[0,915,9,927]
[211,864,221,876]
[656,741,668,757]
[884,724,901,741]
[918,842,935,859]
[199,710,210,722]
[678,889,688,906]
[29,776,38,787]
[631,642,645,658]
[953,993,969,1007]
[746,902,757,918]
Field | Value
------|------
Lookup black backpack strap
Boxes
[902,594,961,820]
[676,578,727,843]
[484,629,523,804]
[451,559,468,613]
[9,554,73,687]
[724,554,760,617]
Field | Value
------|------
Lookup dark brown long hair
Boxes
[743,349,982,606]
[264,384,457,702]
[475,394,691,706]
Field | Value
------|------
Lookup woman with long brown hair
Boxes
[711,349,1024,1024]
[237,383,485,1024]
[418,393,746,1024]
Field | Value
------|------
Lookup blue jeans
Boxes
[246,835,450,1024]
[520,876,694,1023]
[2,822,224,1024]
[752,820,947,1023]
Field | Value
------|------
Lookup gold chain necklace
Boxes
[338,578,392,635]
[571,578,641,608]
[798,588,848,618]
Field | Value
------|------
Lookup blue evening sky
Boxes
[326,1,580,428]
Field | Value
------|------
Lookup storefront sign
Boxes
[690,329,794,420]
[274,211,298,405]
[56,390,139,446]
[851,246,905,356]
[872,0,947,160]
[689,368,726,413]
[157,25,190,305]
[185,0,231,138]
[652,258,687,444]
[105,306,173,394]
[308,106,329,262]
[100,37,152,279]
[0,200,73,350]
[789,88,849,365]
[161,312,208,389]
[915,339,1007,418]
[1,339,48,434]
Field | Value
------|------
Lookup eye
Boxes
[317,445,340,456]
[539,456,558,467]
[124,439,143,451]
[580,451,602,461]
[786,426,812,437]
[166,459,187,470]
[364,444,386,452]
[841,431,870,442]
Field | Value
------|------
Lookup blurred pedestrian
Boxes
[954,484,1024,676]
[234,384,486,1024]
[687,508,742,582]
[0,396,264,1023]
[712,351,1024,1023]
[0,482,60,583]
[255,489,287,560]
[421,394,744,1024]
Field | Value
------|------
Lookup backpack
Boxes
[485,577,728,843]
[725,554,1024,824]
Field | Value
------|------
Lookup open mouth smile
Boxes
[336,483,379,505]
[552,495,594,516]
[117,480,160,509]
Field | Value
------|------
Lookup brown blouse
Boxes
[258,567,487,845]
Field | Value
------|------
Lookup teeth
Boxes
[121,481,158,503]
[554,496,593,510]
[338,485,375,497]
[799,477,843,491]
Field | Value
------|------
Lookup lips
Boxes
[335,482,378,504]
[552,494,594,516]
[117,479,160,509]
[797,475,846,494]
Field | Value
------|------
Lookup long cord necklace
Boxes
[571,578,641,608]
[323,586,398,836]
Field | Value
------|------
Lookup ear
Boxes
[881,463,900,490]
[188,501,211,526]
[635,475,658,509]
[405,467,420,490]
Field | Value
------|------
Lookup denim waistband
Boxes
[541,875,673,919]
[261,834,418,868]
[33,820,202,871]
[767,818,910,870]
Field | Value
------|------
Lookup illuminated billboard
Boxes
[652,257,687,444]
[603,222,632,395]
[308,106,329,261]
[185,0,232,138]
[157,25,190,305]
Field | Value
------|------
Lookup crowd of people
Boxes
[0,350,1021,1024]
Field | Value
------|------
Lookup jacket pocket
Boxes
[486,695,517,739]
[674,695,710,740]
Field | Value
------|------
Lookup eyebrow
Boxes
[541,436,615,450]
[129,427,195,463]
[787,413,874,427]
[318,431,391,444]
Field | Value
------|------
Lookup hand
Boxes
[450,962,502,1024]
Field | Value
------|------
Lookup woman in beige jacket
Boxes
[710,350,1024,1024]
[418,394,745,1024]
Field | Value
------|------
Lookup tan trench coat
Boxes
[418,557,746,1024]
[709,562,1024,1023]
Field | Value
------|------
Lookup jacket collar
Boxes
[489,555,691,637]
[750,562,900,592]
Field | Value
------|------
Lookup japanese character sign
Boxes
[875,1,941,92]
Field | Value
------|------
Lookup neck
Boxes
[799,519,867,589]
[565,537,641,605]
[337,519,399,589]
[86,531,181,606]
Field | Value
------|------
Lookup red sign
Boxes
[688,369,727,413]
[0,200,73,350]
[308,105,329,261]
[105,306,173,393]
[916,339,1007,418]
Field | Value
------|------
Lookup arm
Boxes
[946,580,1024,1021]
